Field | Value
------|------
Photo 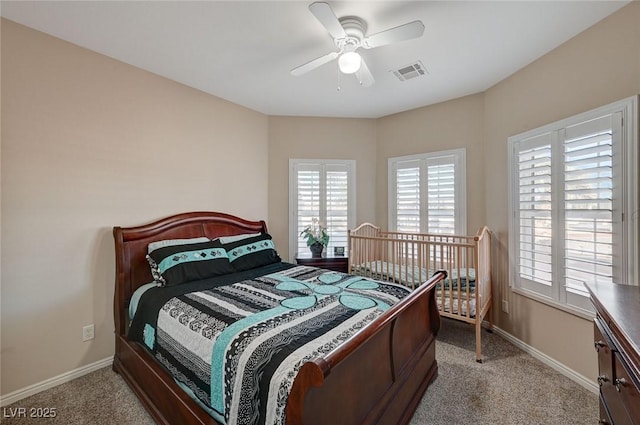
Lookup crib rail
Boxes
[474,226,492,324]
[349,224,493,361]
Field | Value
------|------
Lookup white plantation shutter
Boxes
[325,166,349,251]
[395,161,421,233]
[509,97,637,316]
[295,166,321,256]
[514,133,554,296]
[427,158,456,234]
[290,160,355,260]
[389,149,466,235]
[562,114,618,298]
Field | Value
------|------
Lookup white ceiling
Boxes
[1,1,629,118]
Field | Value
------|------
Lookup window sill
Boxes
[511,287,595,321]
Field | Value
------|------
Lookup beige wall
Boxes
[1,19,269,395]
[376,93,486,233]
[268,116,377,261]
[483,1,640,380]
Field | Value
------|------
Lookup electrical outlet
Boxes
[82,324,95,342]
[501,300,509,314]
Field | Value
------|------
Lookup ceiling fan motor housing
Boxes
[335,16,367,51]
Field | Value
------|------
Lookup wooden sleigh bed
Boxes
[348,224,493,362]
[113,211,445,425]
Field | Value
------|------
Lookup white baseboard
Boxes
[0,325,599,406]
[486,323,598,394]
[0,356,114,406]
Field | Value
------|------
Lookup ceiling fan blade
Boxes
[291,51,340,76]
[355,58,375,87]
[363,20,425,49]
[309,2,347,40]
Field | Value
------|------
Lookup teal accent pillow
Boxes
[147,239,233,286]
[221,233,281,272]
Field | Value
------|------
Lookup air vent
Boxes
[392,61,427,81]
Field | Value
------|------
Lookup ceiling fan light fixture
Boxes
[338,51,361,74]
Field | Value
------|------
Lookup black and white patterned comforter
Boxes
[128,263,410,425]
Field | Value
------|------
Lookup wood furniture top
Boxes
[586,282,640,379]
[295,251,348,273]
[295,251,348,259]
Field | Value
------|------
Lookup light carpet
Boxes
[2,318,597,424]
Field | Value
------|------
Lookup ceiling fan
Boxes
[291,2,425,87]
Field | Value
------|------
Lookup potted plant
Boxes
[300,218,330,258]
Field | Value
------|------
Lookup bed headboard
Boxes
[113,211,268,336]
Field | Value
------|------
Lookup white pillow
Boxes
[147,237,210,254]
[216,233,262,244]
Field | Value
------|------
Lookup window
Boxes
[388,149,466,235]
[508,97,638,316]
[289,159,356,260]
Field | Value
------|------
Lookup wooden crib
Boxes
[348,224,493,362]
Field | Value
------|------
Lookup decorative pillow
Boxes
[146,240,233,286]
[216,232,262,244]
[147,237,210,254]
[146,255,164,284]
[221,233,281,272]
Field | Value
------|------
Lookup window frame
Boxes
[288,159,356,261]
[388,148,467,235]
[508,96,638,318]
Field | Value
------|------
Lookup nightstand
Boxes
[295,252,348,273]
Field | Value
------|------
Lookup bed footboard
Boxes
[286,271,445,425]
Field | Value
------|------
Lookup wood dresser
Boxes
[586,283,640,425]
[295,252,348,273]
